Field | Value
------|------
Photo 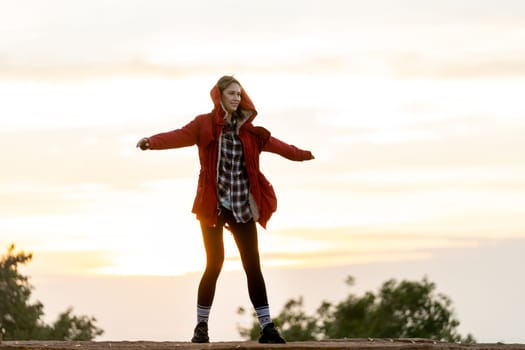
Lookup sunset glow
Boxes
[1,0,525,342]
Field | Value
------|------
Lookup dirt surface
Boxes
[1,339,524,350]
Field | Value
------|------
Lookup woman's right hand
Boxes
[136,137,150,150]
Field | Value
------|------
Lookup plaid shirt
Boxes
[217,118,252,223]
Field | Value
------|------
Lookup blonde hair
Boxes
[217,75,241,93]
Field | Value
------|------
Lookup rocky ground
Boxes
[1,339,524,350]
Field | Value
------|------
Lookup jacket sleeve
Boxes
[263,135,313,161]
[148,116,201,150]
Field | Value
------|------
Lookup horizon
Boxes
[1,0,524,343]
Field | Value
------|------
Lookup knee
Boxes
[205,254,224,276]
[241,254,261,273]
[243,261,263,279]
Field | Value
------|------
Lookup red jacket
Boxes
[148,83,313,228]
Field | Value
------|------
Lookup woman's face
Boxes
[221,83,241,113]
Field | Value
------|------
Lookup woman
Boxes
[136,76,314,343]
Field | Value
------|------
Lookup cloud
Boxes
[387,51,525,79]
[5,50,525,82]
[25,250,114,276]
[327,117,525,171]
[0,125,202,220]
[2,0,525,82]
[0,126,197,188]
[225,227,485,268]
[0,60,191,81]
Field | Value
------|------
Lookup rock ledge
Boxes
[1,340,524,350]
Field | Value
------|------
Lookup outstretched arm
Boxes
[263,135,314,161]
[136,116,201,150]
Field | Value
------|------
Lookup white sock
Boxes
[197,304,211,324]
[255,305,272,329]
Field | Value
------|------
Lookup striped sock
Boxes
[255,305,272,329]
[197,304,211,324]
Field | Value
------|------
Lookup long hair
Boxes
[217,75,242,119]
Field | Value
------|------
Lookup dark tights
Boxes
[197,208,268,308]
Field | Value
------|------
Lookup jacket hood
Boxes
[210,82,258,122]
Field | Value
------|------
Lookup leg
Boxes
[192,221,224,343]
[226,211,286,344]
[197,220,225,307]
[227,214,268,308]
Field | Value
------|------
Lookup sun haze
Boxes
[1,0,525,343]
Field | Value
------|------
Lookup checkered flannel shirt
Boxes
[217,118,252,223]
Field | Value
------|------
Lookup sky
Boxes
[1,0,525,343]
